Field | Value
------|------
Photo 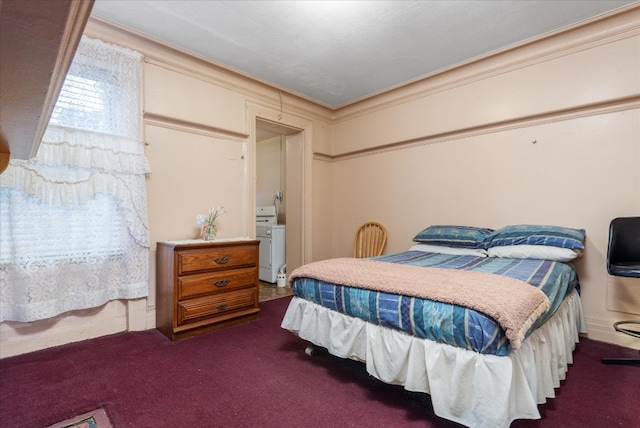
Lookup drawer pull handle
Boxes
[216,303,227,311]
[213,279,230,287]
[213,256,230,264]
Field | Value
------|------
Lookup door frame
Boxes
[247,102,313,269]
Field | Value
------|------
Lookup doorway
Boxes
[255,118,305,277]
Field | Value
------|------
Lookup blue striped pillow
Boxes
[487,225,585,250]
[412,225,494,249]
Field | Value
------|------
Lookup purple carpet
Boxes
[1,296,638,427]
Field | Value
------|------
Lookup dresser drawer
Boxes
[177,288,257,326]
[178,267,256,300]
[156,239,260,341]
[177,245,257,274]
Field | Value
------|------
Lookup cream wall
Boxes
[1,7,638,357]
[327,7,640,349]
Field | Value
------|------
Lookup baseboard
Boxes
[3,305,636,358]
[583,316,640,349]
[146,305,157,330]
[0,300,155,359]
[1,318,126,359]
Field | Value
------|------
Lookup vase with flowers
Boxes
[196,206,226,241]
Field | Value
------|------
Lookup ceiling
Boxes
[90,0,637,109]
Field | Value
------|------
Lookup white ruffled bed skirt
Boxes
[280,289,586,428]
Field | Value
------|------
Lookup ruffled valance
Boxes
[0,127,150,247]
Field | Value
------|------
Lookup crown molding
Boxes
[333,4,640,123]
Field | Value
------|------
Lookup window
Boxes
[50,73,108,131]
[0,37,150,323]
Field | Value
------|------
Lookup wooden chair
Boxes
[353,222,387,258]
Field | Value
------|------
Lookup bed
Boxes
[281,225,587,428]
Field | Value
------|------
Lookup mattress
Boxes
[290,250,579,355]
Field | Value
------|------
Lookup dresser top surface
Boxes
[158,237,258,250]
[161,237,253,245]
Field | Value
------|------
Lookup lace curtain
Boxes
[0,37,150,322]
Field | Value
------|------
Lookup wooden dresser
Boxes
[156,239,260,341]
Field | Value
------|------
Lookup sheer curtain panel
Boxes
[0,37,150,322]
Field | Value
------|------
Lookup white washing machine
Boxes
[256,206,286,283]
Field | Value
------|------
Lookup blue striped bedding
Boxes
[291,251,579,356]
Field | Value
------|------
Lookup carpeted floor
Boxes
[1,296,639,428]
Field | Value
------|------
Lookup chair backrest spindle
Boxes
[354,222,387,258]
